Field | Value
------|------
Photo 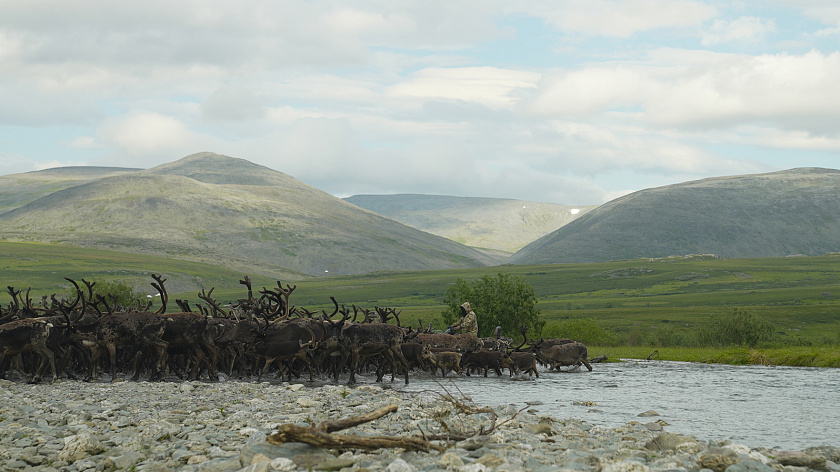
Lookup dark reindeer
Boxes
[0,318,57,383]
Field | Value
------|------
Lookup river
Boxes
[391,359,840,451]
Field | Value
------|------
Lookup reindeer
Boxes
[253,323,319,381]
[498,325,540,379]
[530,340,592,372]
[151,275,219,381]
[421,345,462,377]
[0,318,57,383]
[327,301,411,385]
[500,351,540,378]
[463,349,504,377]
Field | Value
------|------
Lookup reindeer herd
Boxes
[0,275,594,385]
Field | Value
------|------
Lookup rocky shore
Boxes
[1,377,838,472]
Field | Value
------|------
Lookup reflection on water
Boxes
[389,360,840,451]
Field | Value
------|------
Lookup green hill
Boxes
[509,167,840,264]
[345,194,595,255]
[0,153,496,277]
[0,166,140,214]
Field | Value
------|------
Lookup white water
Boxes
[392,360,840,451]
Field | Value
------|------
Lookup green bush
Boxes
[696,307,774,348]
[69,279,142,310]
[441,272,543,338]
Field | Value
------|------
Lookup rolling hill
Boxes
[509,167,840,264]
[0,153,497,277]
[344,194,595,256]
[0,166,140,214]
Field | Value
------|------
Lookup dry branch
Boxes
[266,404,445,453]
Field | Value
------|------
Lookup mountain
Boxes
[509,167,840,264]
[0,153,496,277]
[344,194,595,256]
[0,166,140,214]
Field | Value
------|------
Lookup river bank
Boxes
[591,346,840,368]
[1,377,838,472]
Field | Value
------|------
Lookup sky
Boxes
[1,1,839,205]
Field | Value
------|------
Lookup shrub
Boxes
[696,307,774,348]
[441,272,543,338]
[69,279,142,310]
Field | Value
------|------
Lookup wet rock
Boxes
[646,433,705,454]
[638,411,660,417]
[697,447,740,472]
[775,450,827,469]
[807,446,840,463]
[725,458,774,472]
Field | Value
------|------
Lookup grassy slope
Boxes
[0,241,279,299]
[0,153,495,277]
[511,167,840,264]
[0,166,141,214]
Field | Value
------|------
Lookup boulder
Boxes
[645,433,704,454]
[697,447,739,472]
[57,432,105,462]
[774,450,827,469]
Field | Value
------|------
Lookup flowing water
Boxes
[391,360,840,451]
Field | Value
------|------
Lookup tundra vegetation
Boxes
[440,272,544,338]
[1,242,839,368]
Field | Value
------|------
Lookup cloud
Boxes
[98,113,213,159]
[201,85,266,121]
[65,136,101,149]
[524,49,840,135]
[648,50,840,131]
[1,0,837,206]
[527,0,717,37]
[386,67,541,110]
[701,16,776,46]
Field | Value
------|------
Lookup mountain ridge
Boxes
[0,153,496,277]
[509,167,840,264]
[345,194,595,254]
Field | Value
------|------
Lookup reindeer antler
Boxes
[151,274,168,314]
[198,287,228,317]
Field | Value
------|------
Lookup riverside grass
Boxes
[591,346,840,367]
[2,241,839,367]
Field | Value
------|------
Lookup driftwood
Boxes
[266,404,445,452]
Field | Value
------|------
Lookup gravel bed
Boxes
[1,378,838,472]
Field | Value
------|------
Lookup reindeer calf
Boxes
[501,351,539,378]
[464,349,503,377]
[421,347,462,378]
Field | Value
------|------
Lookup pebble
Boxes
[0,378,837,472]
